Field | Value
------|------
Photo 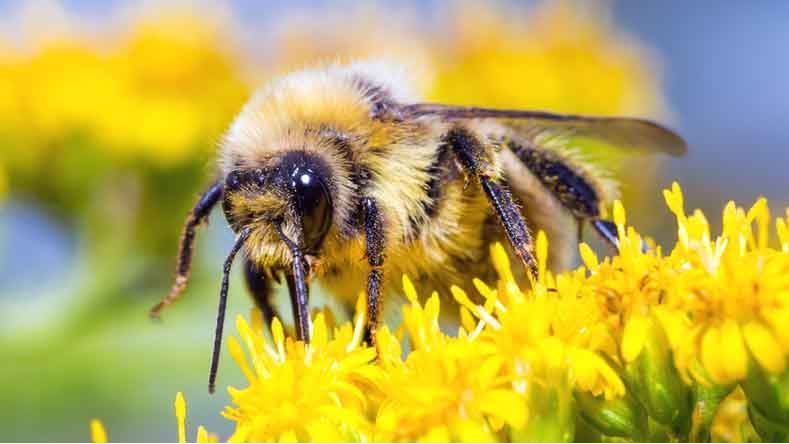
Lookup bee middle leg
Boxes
[442,126,538,277]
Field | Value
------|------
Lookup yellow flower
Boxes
[459,236,624,402]
[222,308,380,442]
[661,183,789,385]
[374,276,527,442]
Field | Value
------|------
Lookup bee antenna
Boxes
[208,227,252,394]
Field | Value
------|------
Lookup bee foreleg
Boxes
[443,127,539,277]
[361,197,385,345]
[150,180,223,318]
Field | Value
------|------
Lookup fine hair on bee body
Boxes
[149,60,687,393]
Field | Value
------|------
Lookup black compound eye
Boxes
[291,167,332,252]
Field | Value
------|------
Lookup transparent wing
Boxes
[401,103,687,156]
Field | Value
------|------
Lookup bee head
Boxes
[222,151,334,257]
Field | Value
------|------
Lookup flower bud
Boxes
[510,374,575,442]
[689,382,734,442]
[741,359,789,424]
[623,316,691,433]
[748,402,789,442]
[575,390,647,439]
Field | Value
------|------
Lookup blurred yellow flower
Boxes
[428,1,665,118]
[0,10,247,170]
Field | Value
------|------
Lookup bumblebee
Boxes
[150,61,686,392]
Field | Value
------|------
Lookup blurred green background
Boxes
[1,0,787,441]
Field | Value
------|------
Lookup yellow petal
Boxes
[227,336,254,383]
[418,425,451,443]
[571,349,625,399]
[473,278,496,301]
[720,320,748,381]
[312,312,328,347]
[613,200,626,228]
[777,217,789,252]
[90,419,107,444]
[479,389,528,429]
[747,197,770,249]
[271,317,285,354]
[196,426,208,443]
[763,308,789,349]
[663,181,685,219]
[451,286,478,316]
[402,274,418,303]
[621,315,649,363]
[743,322,786,374]
[491,242,514,283]
[278,430,299,442]
[540,337,565,371]
[701,326,726,383]
[536,230,548,280]
[459,306,477,335]
[579,242,599,271]
[175,392,186,444]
